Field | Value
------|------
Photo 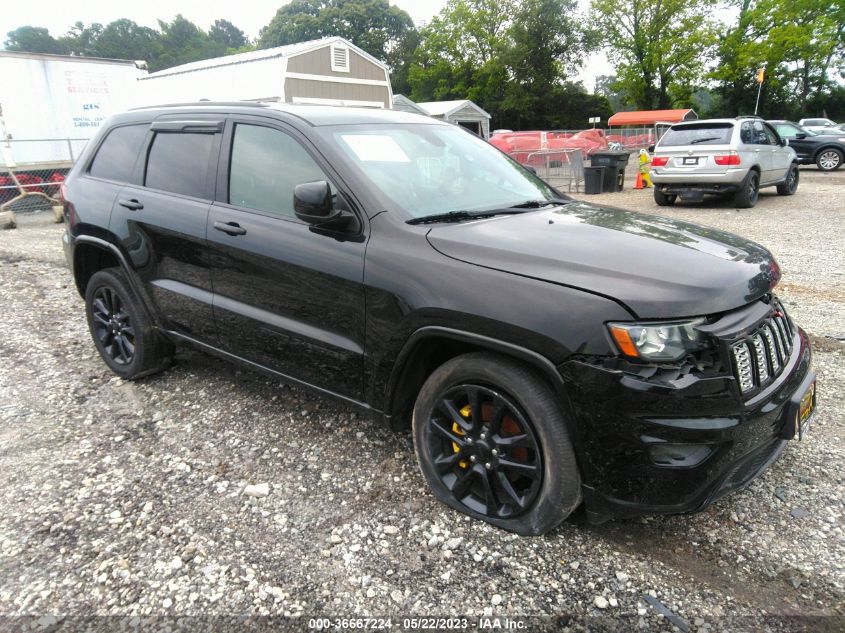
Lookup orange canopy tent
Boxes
[608,109,697,127]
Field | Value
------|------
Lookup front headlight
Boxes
[608,318,707,362]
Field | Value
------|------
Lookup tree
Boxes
[4,26,68,54]
[409,0,601,129]
[258,0,414,62]
[209,19,247,50]
[59,22,104,57]
[590,0,718,110]
[93,19,161,64]
[4,17,252,72]
[154,15,224,71]
[595,74,630,112]
[711,0,845,117]
[387,28,421,95]
[500,0,598,124]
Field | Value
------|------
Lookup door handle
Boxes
[213,220,247,236]
[118,198,143,211]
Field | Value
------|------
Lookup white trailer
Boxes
[0,51,147,169]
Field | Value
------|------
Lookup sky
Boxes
[0,0,613,90]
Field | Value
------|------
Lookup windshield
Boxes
[324,124,560,219]
[774,123,817,138]
[659,123,733,147]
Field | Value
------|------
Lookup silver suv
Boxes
[650,117,798,208]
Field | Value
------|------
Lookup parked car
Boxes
[62,103,816,535]
[768,120,845,171]
[650,117,798,208]
[797,117,845,134]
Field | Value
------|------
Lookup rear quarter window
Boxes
[145,132,215,198]
[88,124,149,182]
[659,123,734,147]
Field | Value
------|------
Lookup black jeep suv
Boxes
[62,103,816,534]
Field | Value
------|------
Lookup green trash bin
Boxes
[583,166,605,194]
[590,151,630,192]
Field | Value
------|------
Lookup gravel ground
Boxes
[0,166,843,632]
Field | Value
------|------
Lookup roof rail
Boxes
[735,115,763,120]
[130,101,270,111]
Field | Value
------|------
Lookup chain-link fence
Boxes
[521,149,584,192]
[493,127,661,192]
[0,138,86,226]
[536,128,656,150]
[604,127,657,150]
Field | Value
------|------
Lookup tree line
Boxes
[5,0,845,129]
[593,0,845,121]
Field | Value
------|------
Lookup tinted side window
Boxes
[89,124,148,182]
[762,124,779,145]
[145,132,215,198]
[752,122,772,145]
[229,124,329,218]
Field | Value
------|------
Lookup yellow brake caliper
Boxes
[453,404,472,468]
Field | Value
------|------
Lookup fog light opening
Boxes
[648,443,713,468]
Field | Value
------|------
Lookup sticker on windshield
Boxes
[340,134,411,163]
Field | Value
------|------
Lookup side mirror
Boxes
[647,144,655,154]
[294,180,357,230]
[795,132,807,139]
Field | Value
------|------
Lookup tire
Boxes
[734,170,760,208]
[85,268,173,380]
[816,148,843,171]
[412,352,581,535]
[653,188,677,206]
[776,165,799,195]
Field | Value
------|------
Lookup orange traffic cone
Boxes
[634,171,644,189]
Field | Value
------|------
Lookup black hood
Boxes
[426,202,779,319]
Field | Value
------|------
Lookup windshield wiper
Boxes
[406,209,524,225]
[508,198,571,208]
[688,137,723,145]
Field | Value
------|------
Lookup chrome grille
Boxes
[762,326,781,373]
[734,342,755,392]
[730,303,794,394]
[751,335,769,382]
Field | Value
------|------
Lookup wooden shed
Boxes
[416,100,492,138]
[135,37,392,109]
[391,94,429,116]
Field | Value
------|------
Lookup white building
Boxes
[136,37,393,109]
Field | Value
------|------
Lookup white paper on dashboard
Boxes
[341,135,411,163]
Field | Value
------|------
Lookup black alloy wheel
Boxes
[777,166,799,195]
[91,286,136,365]
[85,268,173,380]
[424,384,542,519]
[734,171,760,208]
[747,173,759,203]
[654,188,677,207]
[412,352,581,535]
